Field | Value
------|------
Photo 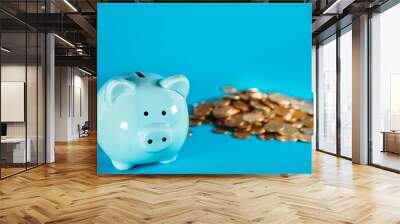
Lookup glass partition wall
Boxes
[0,2,46,179]
[317,35,337,155]
[370,3,400,171]
[316,26,353,159]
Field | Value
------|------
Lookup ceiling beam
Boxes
[55,55,96,71]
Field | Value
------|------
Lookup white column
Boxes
[45,0,56,163]
[46,32,55,163]
[352,14,369,164]
[312,45,317,150]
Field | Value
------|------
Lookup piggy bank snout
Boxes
[139,124,172,152]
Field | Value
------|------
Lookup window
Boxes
[317,35,337,154]
[370,3,400,171]
[0,1,47,179]
[339,27,352,158]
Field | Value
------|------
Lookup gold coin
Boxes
[232,131,251,139]
[283,113,297,123]
[257,133,276,140]
[224,114,245,128]
[303,117,314,128]
[270,116,284,123]
[189,114,205,120]
[275,106,290,117]
[234,123,252,132]
[300,128,313,135]
[189,118,203,126]
[251,126,266,135]
[264,121,284,133]
[223,95,241,100]
[276,135,298,142]
[291,109,307,120]
[222,86,237,94]
[232,100,251,112]
[213,127,230,134]
[246,88,259,93]
[305,102,314,114]
[193,103,213,117]
[238,92,251,101]
[297,133,312,142]
[261,98,278,109]
[213,118,226,126]
[250,99,271,112]
[292,121,304,129]
[247,91,266,100]
[263,111,276,120]
[278,124,298,136]
[213,105,240,118]
[214,98,231,107]
[202,117,214,124]
[253,121,264,127]
[294,101,313,115]
[243,111,265,123]
[269,93,291,108]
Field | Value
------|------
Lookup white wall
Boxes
[71,73,89,138]
[1,65,38,137]
[54,67,89,141]
[55,66,69,141]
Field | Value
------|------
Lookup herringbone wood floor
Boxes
[1,135,400,224]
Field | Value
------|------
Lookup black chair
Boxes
[79,121,90,138]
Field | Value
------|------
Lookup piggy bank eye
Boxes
[161,110,166,116]
[136,72,145,78]
[144,111,149,116]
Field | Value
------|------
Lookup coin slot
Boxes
[162,137,167,142]
[144,111,149,116]
[147,139,153,144]
[136,72,145,78]
[162,110,166,116]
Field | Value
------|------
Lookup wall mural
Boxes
[97,3,312,174]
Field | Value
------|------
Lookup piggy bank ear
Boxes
[159,75,190,98]
[105,79,136,105]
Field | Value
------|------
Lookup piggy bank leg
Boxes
[111,160,134,170]
[159,155,178,164]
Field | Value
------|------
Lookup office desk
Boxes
[382,131,400,154]
[1,138,31,163]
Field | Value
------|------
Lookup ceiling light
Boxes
[78,67,93,76]
[1,47,11,53]
[322,0,354,15]
[54,34,75,48]
[63,0,78,12]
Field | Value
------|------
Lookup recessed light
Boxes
[63,0,78,12]
[1,47,11,53]
[54,34,75,48]
[77,67,93,76]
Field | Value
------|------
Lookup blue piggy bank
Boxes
[98,72,190,170]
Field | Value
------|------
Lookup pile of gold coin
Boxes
[189,86,314,142]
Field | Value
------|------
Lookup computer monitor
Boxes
[1,123,7,137]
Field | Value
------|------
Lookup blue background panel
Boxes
[97,3,312,174]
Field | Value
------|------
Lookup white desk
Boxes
[1,138,31,163]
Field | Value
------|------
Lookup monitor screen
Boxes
[1,123,7,137]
